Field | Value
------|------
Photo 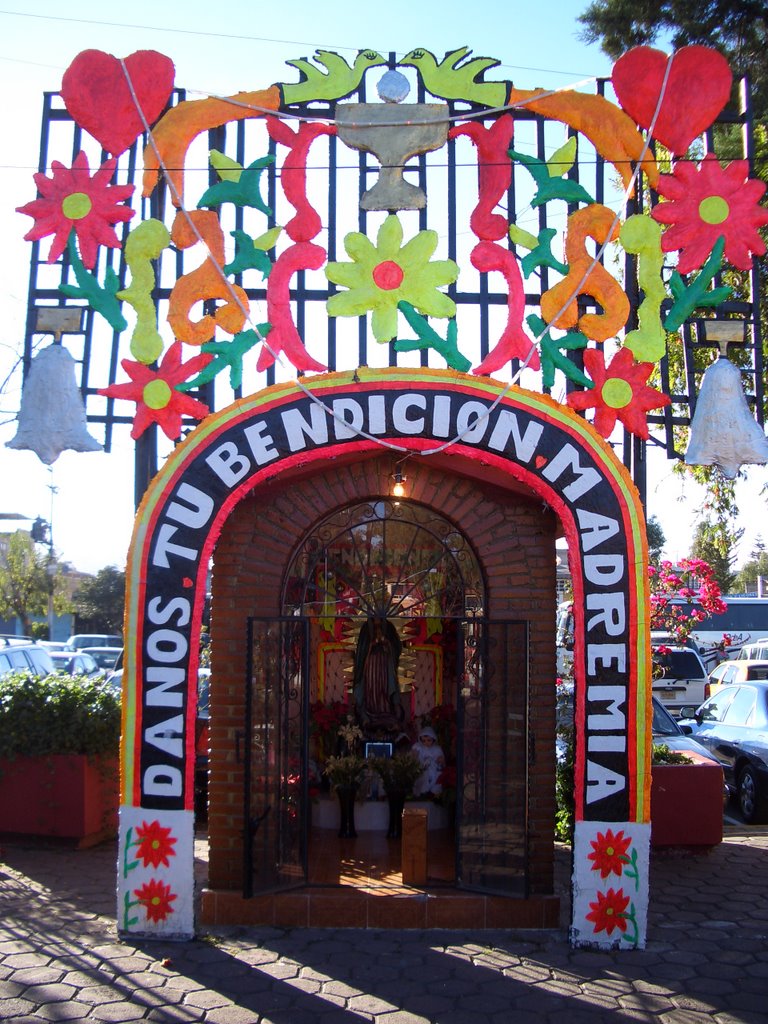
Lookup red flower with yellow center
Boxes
[566,347,670,439]
[134,879,177,924]
[17,150,134,270]
[651,154,768,275]
[585,887,630,936]
[135,820,177,869]
[587,828,631,879]
[99,341,213,441]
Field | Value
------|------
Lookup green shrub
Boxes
[0,671,121,758]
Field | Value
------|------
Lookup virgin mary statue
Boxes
[352,617,403,732]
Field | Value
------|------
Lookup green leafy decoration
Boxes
[663,236,732,333]
[178,325,271,392]
[394,302,471,372]
[197,154,273,214]
[526,314,591,389]
[509,224,568,278]
[59,234,127,332]
[509,148,595,208]
[224,229,277,278]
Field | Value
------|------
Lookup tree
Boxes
[72,567,126,633]
[733,539,768,594]
[0,531,51,636]
[646,515,666,565]
[689,520,739,593]
[578,1,768,123]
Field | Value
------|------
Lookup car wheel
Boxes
[738,766,766,824]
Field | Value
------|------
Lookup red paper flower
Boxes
[651,154,768,274]
[585,887,630,935]
[17,150,134,269]
[99,341,213,440]
[135,820,177,869]
[134,879,177,923]
[587,829,631,879]
[566,347,670,439]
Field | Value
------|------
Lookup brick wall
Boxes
[208,452,557,893]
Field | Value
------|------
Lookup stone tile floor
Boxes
[1,826,767,1022]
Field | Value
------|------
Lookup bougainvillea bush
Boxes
[648,557,728,648]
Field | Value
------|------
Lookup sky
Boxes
[0,1,765,574]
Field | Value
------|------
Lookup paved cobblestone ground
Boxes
[1,827,767,1023]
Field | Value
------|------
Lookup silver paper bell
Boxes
[685,354,768,479]
[6,344,102,465]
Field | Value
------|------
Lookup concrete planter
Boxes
[651,753,724,847]
[0,754,119,848]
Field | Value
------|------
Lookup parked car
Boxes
[737,639,768,661]
[49,650,104,679]
[65,633,122,652]
[652,644,709,716]
[0,637,54,678]
[678,681,768,823]
[651,695,724,772]
[195,668,211,818]
[557,684,720,768]
[80,646,122,674]
[39,640,68,653]
[706,659,768,698]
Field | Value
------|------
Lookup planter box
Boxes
[651,753,724,847]
[0,754,119,848]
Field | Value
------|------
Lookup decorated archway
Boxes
[12,36,766,952]
[118,369,650,945]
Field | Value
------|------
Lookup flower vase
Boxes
[336,785,358,838]
[386,789,407,839]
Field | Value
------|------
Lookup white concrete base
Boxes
[313,795,450,831]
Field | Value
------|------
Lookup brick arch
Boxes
[207,453,558,892]
[117,370,651,947]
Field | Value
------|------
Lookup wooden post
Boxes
[401,806,428,885]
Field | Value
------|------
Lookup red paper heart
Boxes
[61,49,175,157]
[535,455,547,469]
[612,45,731,156]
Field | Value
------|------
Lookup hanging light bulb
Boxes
[685,339,768,479]
[7,344,102,465]
[391,467,407,498]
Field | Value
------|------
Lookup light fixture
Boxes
[392,467,407,498]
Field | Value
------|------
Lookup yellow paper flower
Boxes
[325,214,458,342]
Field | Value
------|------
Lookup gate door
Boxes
[243,616,309,897]
[457,619,530,896]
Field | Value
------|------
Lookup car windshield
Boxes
[87,650,119,668]
[654,650,705,679]
[652,699,681,737]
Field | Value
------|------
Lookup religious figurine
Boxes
[352,616,404,731]
[412,726,445,797]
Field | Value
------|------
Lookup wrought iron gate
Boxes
[243,616,309,897]
[456,618,530,896]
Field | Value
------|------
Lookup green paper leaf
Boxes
[527,314,591,390]
[59,235,127,333]
[394,302,471,372]
[663,237,732,333]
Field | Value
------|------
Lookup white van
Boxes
[652,645,709,717]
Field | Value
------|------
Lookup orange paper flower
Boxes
[99,341,213,440]
[135,819,177,869]
[134,879,177,924]
[566,347,670,439]
[585,887,630,936]
[587,828,631,879]
[652,155,768,274]
[17,150,134,269]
